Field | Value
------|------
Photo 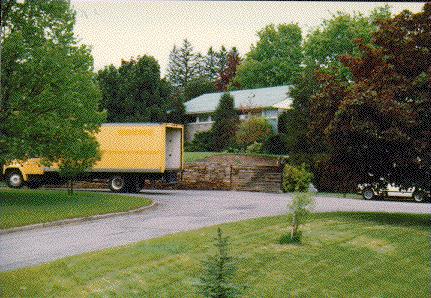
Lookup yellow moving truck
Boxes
[3,123,184,193]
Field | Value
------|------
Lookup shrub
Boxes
[262,134,287,155]
[236,117,273,148]
[246,142,263,154]
[282,192,314,244]
[282,163,313,192]
[196,228,242,298]
[188,131,214,152]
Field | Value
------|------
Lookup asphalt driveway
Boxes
[0,189,430,271]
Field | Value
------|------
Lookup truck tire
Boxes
[109,176,127,193]
[362,188,375,200]
[6,170,24,189]
[413,190,427,203]
[27,180,42,189]
[126,176,142,193]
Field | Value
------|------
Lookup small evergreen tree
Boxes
[211,93,239,151]
[197,228,241,298]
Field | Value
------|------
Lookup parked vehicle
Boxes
[358,183,430,203]
[3,123,184,193]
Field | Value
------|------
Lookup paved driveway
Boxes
[0,190,430,271]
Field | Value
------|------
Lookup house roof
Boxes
[184,85,292,114]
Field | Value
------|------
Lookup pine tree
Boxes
[216,46,229,78]
[204,47,220,81]
[211,93,239,151]
[167,45,182,87]
[197,228,241,298]
[167,39,199,88]
[194,52,207,78]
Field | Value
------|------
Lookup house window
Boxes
[262,109,278,118]
[239,114,249,120]
[193,115,213,123]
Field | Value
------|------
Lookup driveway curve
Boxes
[1,189,430,271]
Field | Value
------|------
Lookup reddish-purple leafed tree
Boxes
[216,48,241,91]
[310,3,431,192]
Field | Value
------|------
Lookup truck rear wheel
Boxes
[413,190,427,203]
[6,170,24,189]
[109,176,127,193]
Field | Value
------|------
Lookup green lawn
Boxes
[184,151,223,163]
[1,212,429,297]
[184,151,285,163]
[316,192,362,199]
[0,189,152,229]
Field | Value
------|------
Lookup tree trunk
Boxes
[68,179,74,196]
[291,213,298,239]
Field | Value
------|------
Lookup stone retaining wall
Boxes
[178,162,282,193]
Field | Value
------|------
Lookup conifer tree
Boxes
[211,93,239,151]
[204,47,219,81]
[197,228,241,298]
[167,39,200,88]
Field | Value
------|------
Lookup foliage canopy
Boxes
[0,0,105,169]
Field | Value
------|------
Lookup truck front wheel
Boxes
[362,188,375,200]
[6,171,24,189]
[109,176,127,193]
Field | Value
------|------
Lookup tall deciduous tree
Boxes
[216,47,241,91]
[303,6,391,79]
[166,92,187,126]
[0,0,105,168]
[97,55,171,122]
[233,24,303,89]
[211,93,239,151]
[184,77,216,102]
[310,3,431,191]
[284,7,392,155]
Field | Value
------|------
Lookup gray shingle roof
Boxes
[184,85,292,114]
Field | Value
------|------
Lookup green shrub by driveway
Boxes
[282,163,313,192]
[0,189,152,229]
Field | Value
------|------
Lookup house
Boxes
[184,85,292,142]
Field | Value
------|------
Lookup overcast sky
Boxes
[70,1,424,75]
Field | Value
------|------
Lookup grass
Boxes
[184,151,223,163]
[0,189,152,229]
[184,151,285,163]
[1,212,429,297]
[316,192,362,199]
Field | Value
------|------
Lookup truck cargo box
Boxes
[93,123,183,173]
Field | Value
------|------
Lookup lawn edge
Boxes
[0,200,157,235]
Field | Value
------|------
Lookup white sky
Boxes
[71,1,424,76]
